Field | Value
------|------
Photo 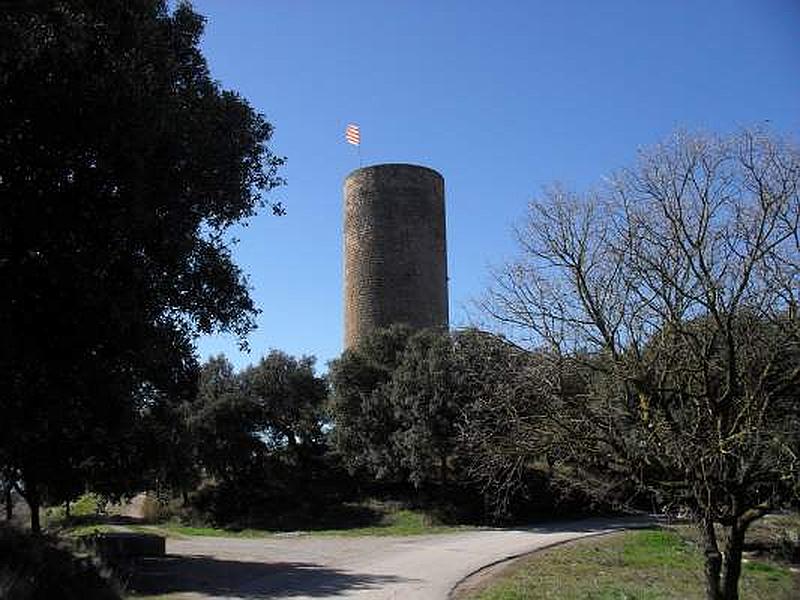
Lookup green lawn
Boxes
[53,500,472,540]
[124,508,469,538]
[309,508,470,537]
[463,529,796,600]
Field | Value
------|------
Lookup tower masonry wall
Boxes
[343,163,449,349]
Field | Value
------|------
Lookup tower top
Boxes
[344,163,444,182]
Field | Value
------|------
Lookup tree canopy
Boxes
[242,351,328,458]
[330,326,479,490]
[0,0,284,531]
[191,352,328,482]
[187,352,336,528]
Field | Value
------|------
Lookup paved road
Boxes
[129,517,652,600]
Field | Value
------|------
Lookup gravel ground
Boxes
[128,516,654,600]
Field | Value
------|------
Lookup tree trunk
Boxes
[439,452,448,486]
[64,500,71,519]
[16,478,42,534]
[182,488,190,507]
[721,523,746,600]
[4,486,12,521]
[28,491,41,534]
[700,517,723,600]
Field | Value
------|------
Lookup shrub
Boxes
[139,494,164,524]
[775,528,800,563]
[71,493,105,517]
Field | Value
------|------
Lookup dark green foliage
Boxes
[329,326,600,523]
[328,325,415,482]
[192,450,358,530]
[242,351,328,457]
[190,356,265,483]
[0,1,283,530]
[190,352,327,482]
[188,352,341,528]
[0,524,121,600]
[390,329,463,487]
[329,328,474,489]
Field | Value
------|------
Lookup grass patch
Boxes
[126,522,272,539]
[60,501,473,539]
[63,524,117,538]
[464,529,796,600]
[311,508,470,537]
[139,507,469,538]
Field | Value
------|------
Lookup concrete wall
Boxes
[343,164,448,349]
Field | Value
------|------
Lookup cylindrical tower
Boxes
[343,163,448,349]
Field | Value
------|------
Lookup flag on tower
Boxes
[345,123,360,146]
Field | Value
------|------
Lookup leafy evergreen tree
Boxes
[0,1,283,531]
[330,326,472,489]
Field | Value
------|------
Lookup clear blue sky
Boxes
[192,0,800,371]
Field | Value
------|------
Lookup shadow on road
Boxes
[127,554,417,598]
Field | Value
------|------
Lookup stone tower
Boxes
[343,163,449,349]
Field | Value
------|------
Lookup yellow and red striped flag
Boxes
[345,123,360,146]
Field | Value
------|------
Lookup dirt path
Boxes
[128,516,653,600]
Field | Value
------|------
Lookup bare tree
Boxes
[479,129,800,600]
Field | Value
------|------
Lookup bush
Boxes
[0,524,121,600]
[775,528,800,563]
[192,451,361,530]
[139,494,165,524]
[71,493,105,517]
[43,492,106,528]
